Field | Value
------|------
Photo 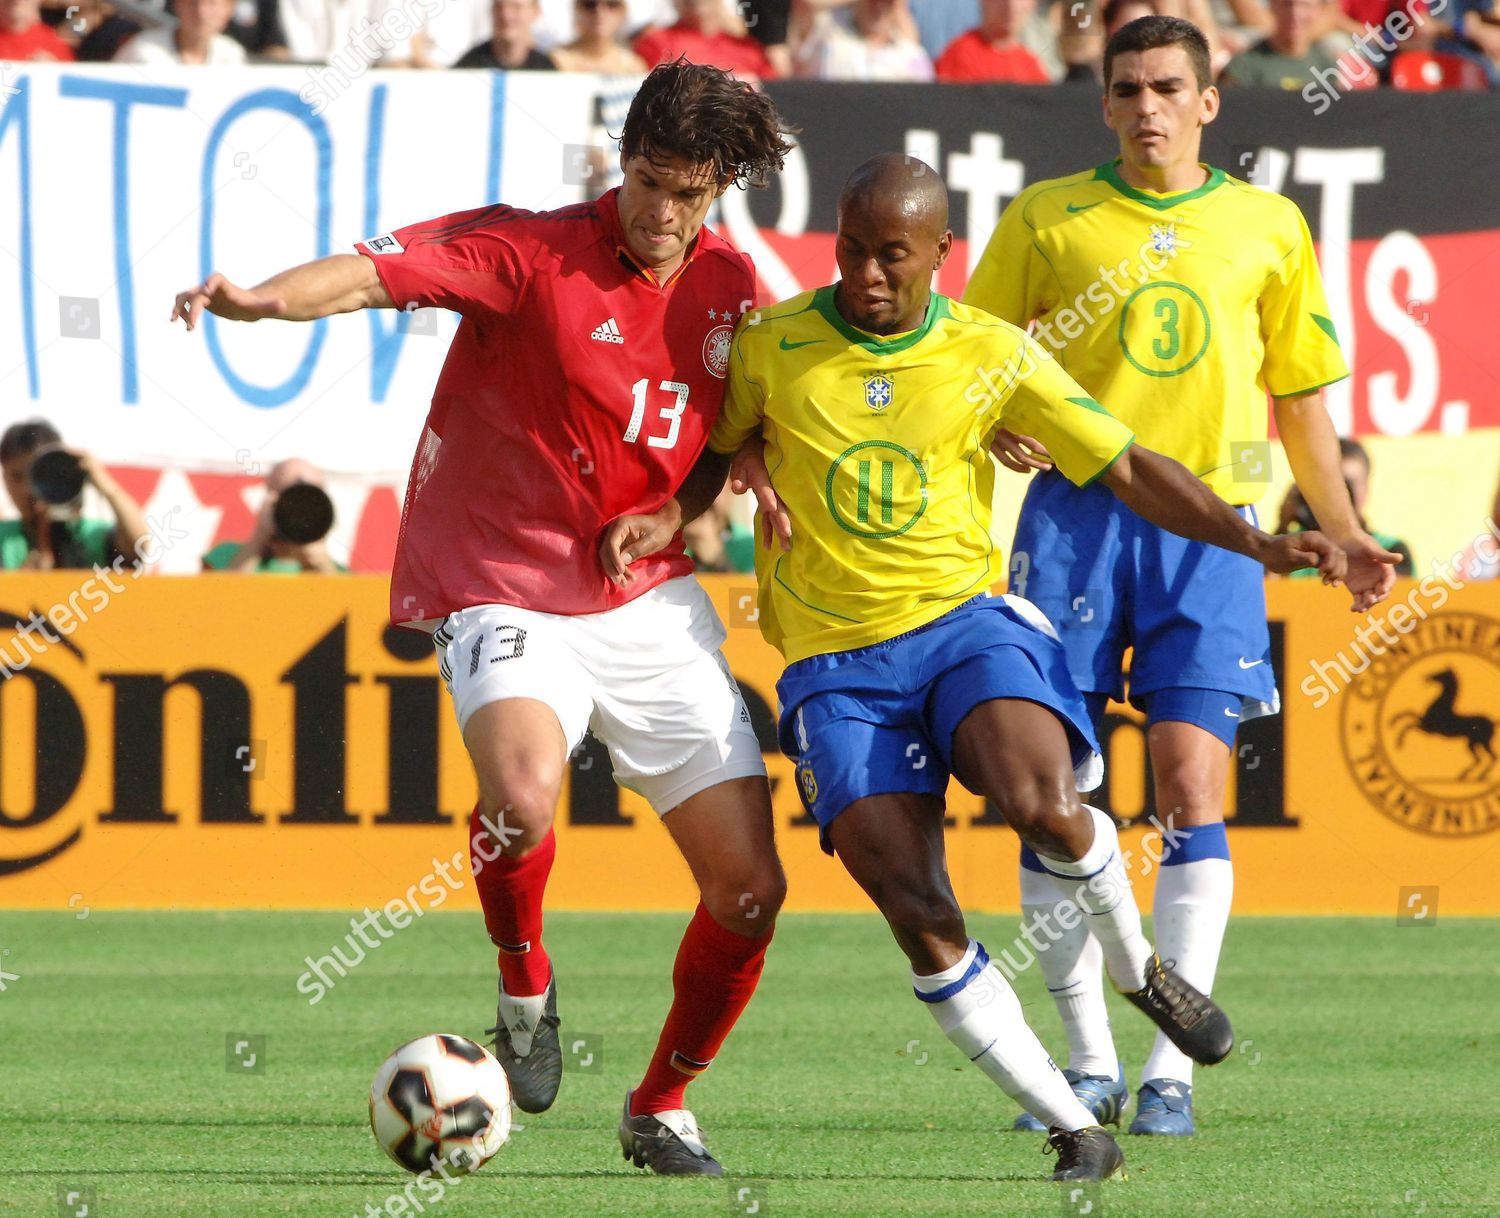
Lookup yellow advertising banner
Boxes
[1,572,1496,914]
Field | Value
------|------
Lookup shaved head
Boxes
[833,154,953,335]
[838,154,949,239]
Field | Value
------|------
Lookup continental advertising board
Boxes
[0,573,1495,914]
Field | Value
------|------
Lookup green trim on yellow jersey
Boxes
[1079,435,1135,488]
[811,285,951,354]
[1095,160,1228,210]
[1269,372,1350,400]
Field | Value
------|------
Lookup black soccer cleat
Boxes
[618,1090,724,1176]
[486,973,563,1114]
[1045,1124,1126,1182]
[1120,954,1234,1066]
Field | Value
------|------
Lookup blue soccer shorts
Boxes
[776,595,1103,853]
[1010,470,1279,748]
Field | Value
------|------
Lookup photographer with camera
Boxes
[203,458,344,573]
[0,420,149,571]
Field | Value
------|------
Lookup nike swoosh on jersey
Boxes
[1066,201,1103,213]
[1238,657,1265,669]
[779,337,823,351]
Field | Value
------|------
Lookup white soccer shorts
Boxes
[433,576,766,814]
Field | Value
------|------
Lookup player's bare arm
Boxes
[1274,391,1401,612]
[1101,443,1346,579]
[599,441,791,587]
[171,254,393,330]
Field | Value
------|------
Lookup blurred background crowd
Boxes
[6,418,1499,581]
[2,0,1496,89]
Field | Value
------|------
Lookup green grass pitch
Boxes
[1,911,1494,1217]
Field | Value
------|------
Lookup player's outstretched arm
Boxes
[171,255,393,330]
[1101,444,1348,580]
[1274,392,1401,613]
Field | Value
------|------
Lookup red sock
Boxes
[469,803,554,997]
[630,902,772,1116]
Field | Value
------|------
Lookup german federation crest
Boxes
[702,324,733,379]
[864,373,894,413]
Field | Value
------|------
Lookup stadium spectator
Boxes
[633,0,775,77]
[1106,0,1159,36]
[737,0,792,75]
[0,420,148,570]
[277,0,419,66]
[934,0,1051,81]
[1322,0,1434,81]
[1221,0,1340,83]
[220,0,290,57]
[549,0,648,71]
[1437,0,1500,82]
[794,0,934,80]
[33,0,134,59]
[202,458,344,573]
[455,0,556,66]
[536,0,668,45]
[908,0,979,57]
[114,0,247,63]
[0,0,75,58]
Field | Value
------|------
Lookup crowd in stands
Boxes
[1,0,1495,88]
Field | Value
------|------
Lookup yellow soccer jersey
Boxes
[708,286,1135,663]
[963,160,1348,503]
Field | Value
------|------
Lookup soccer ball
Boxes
[369,1033,512,1175]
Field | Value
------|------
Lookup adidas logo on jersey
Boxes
[590,318,624,344]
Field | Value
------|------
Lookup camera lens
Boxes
[272,482,335,544]
[29,447,85,505]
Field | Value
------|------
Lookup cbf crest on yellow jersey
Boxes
[963,161,1349,503]
[707,286,1135,663]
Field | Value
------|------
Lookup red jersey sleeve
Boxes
[354,206,532,318]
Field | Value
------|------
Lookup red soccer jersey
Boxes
[357,189,755,625]
[933,30,1049,83]
[633,25,775,79]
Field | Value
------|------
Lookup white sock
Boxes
[914,940,1095,1132]
[497,986,548,1057]
[1141,854,1234,1085]
[1036,806,1153,991]
[1019,864,1117,1079]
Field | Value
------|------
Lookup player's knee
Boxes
[1153,759,1224,823]
[475,778,558,856]
[991,779,1076,843]
[702,862,786,934]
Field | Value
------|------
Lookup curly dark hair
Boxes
[619,59,795,189]
[1104,15,1212,91]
